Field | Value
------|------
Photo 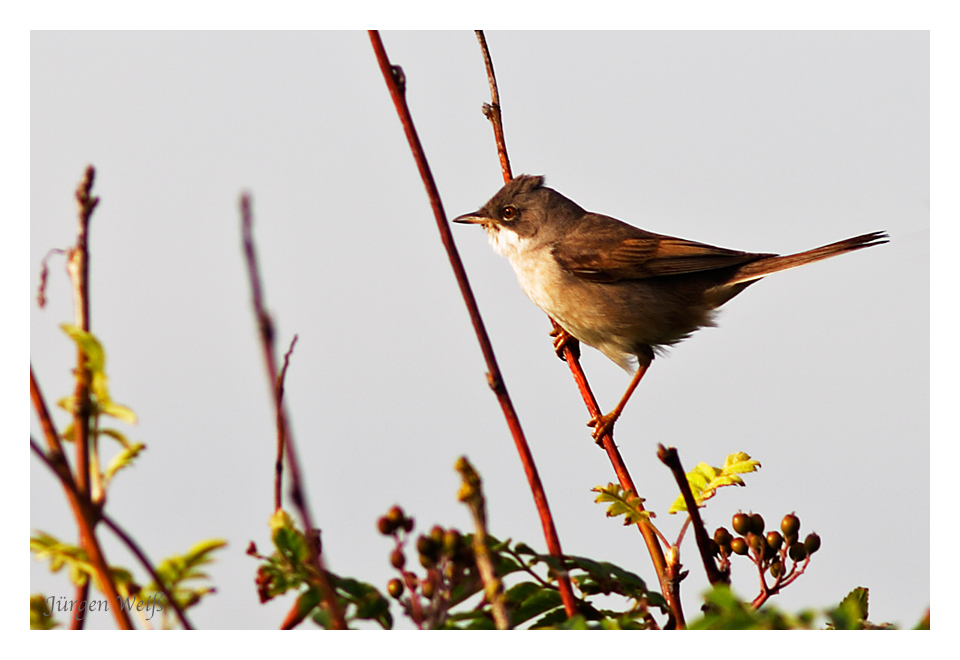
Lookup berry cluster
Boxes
[711,512,820,604]
[377,505,480,627]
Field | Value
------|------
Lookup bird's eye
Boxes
[501,206,517,221]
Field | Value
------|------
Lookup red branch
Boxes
[369,30,578,619]
[472,31,683,628]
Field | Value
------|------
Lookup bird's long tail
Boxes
[730,231,888,285]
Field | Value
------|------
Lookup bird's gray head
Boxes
[453,175,584,257]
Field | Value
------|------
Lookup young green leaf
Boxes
[592,483,650,525]
[669,452,761,513]
[103,442,146,486]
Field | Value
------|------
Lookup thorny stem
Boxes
[472,30,681,628]
[369,30,578,619]
[240,194,347,630]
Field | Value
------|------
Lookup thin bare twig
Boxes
[240,194,347,630]
[274,335,298,512]
[369,30,578,619]
[475,31,512,183]
[471,30,683,626]
[658,444,728,586]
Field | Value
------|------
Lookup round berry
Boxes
[387,578,404,599]
[781,513,800,538]
[765,531,784,552]
[731,537,749,556]
[714,527,733,547]
[788,542,807,562]
[732,513,752,536]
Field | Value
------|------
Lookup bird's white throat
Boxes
[484,224,531,261]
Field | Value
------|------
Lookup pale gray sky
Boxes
[29,30,928,630]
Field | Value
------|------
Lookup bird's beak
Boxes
[452,211,490,225]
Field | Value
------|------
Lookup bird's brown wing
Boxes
[551,213,771,282]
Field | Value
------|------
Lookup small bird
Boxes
[454,175,887,440]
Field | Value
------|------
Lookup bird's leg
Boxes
[549,322,580,361]
[588,362,650,442]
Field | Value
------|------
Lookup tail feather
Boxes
[730,231,888,284]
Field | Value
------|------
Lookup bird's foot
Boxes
[587,411,619,443]
[549,326,580,361]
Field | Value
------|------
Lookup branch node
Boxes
[485,371,504,394]
[390,65,406,95]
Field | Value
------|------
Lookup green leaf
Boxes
[103,442,146,486]
[513,542,537,556]
[31,532,95,586]
[592,483,651,525]
[142,538,225,621]
[31,594,61,630]
[59,323,138,425]
[669,452,761,513]
[690,585,815,629]
[333,575,392,628]
[827,587,870,630]
[99,427,133,448]
[62,324,105,373]
[510,587,563,626]
[100,400,138,424]
[503,581,541,604]
[294,586,322,619]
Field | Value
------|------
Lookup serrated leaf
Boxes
[669,452,761,513]
[510,587,563,626]
[827,587,870,629]
[143,538,225,620]
[31,532,95,583]
[593,483,650,525]
[723,452,762,475]
[103,442,146,485]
